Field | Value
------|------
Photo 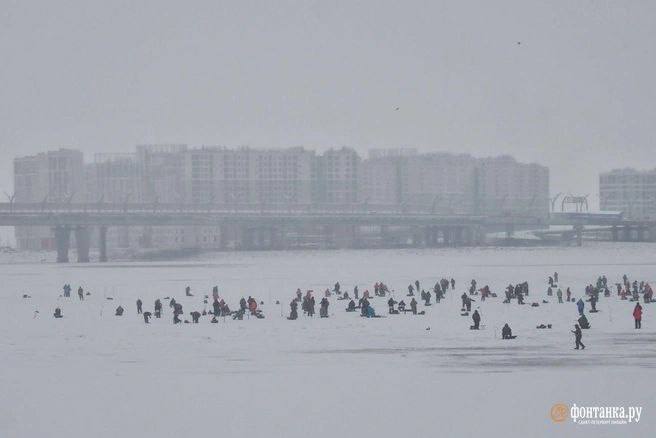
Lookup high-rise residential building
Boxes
[402,153,479,214]
[314,147,360,205]
[599,168,656,219]
[13,149,84,250]
[136,144,187,204]
[477,155,549,218]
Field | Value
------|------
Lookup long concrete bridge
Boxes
[0,202,547,262]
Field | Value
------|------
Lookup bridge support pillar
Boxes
[442,227,450,246]
[380,225,389,247]
[424,227,432,248]
[574,225,583,247]
[453,227,464,246]
[463,227,474,246]
[99,226,108,262]
[54,226,71,263]
[505,224,514,239]
[270,226,285,250]
[240,227,255,250]
[475,226,487,246]
[75,226,90,263]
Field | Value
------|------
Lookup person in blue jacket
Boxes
[576,298,585,316]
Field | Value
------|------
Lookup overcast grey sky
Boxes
[2,0,655,206]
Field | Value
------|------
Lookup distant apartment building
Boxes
[599,168,656,219]
[477,155,549,217]
[14,149,83,250]
[314,147,360,204]
[402,153,479,214]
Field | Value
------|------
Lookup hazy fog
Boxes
[2,0,656,205]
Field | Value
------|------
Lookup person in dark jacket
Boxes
[407,284,414,297]
[213,299,221,316]
[501,323,513,339]
[288,300,298,320]
[576,298,585,316]
[346,299,356,312]
[115,306,124,316]
[308,296,316,317]
[472,310,481,329]
[78,287,84,301]
[320,297,329,318]
[143,311,152,323]
[154,299,162,318]
[388,297,397,314]
[136,299,143,314]
[572,324,585,349]
[410,297,418,315]
[190,311,201,323]
[185,286,193,297]
[54,307,63,318]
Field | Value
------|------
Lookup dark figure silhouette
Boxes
[472,310,481,330]
[115,306,124,316]
[410,298,418,315]
[78,287,84,301]
[154,299,162,318]
[185,286,193,297]
[288,300,298,320]
[143,312,152,323]
[320,297,329,318]
[501,323,514,339]
[190,311,201,323]
[136,299,143,314]
[572,324,585,349]
[54,307,63,318]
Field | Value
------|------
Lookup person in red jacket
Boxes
[633,302,643,329]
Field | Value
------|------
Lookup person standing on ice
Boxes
[407,284,414,296]
[566,288,571,302]
[633,303,643,329]
[154,299,162,318]
[572,324,585,349]
[77,287,84,301]
[415,280,420,294]
[410,297,418,315]
[320,297,329,318]
[556,288,563,303]
[471,310,481,330]
[136,299,143,314]
[576,298,585,316]
[451,278,455,290]
[288,300,298,320]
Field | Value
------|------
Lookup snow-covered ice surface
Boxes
[2,242,655,437]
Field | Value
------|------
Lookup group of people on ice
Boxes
[49,270,650,350]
